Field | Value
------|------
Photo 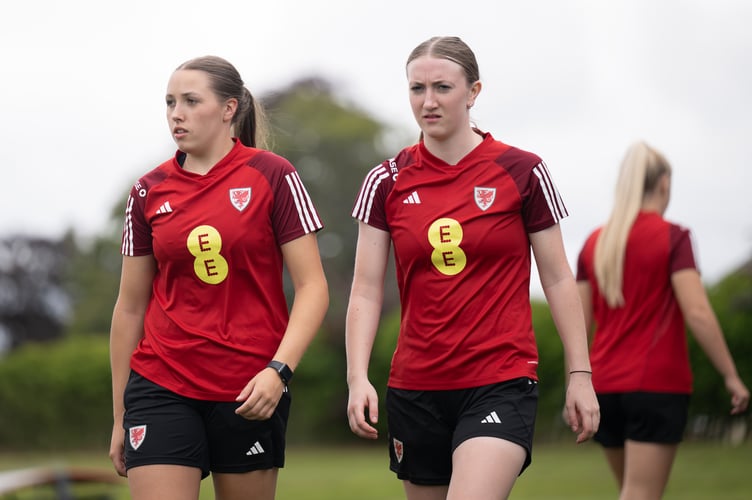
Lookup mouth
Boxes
[173,127,188,138]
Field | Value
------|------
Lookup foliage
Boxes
[289,308,400,444]
[688,262,752,423]
[0,237,72,351]
[530,300,568,438]
[0,335,112,450]
[264,77,405,330]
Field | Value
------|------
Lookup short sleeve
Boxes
[669,224,697,274]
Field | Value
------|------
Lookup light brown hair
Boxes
[176,56,269,149]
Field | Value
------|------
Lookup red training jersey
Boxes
[121,139,322,401]
[576,212,697,394]
[352,132,568,390]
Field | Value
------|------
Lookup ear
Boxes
[659,172,671,195]
[467,81,482,109]
[655,172,671,208]
[223,98,238,123]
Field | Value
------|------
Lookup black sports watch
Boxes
[267,360,294,385]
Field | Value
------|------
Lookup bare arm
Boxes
[346,222,391,439]
[530,225,599,443]
[672,268,749,414]
[235,232,329,419]
[577,281,594,345]
[109,255,156,476]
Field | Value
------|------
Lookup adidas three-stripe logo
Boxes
[155,201,173,215]
[481,411,502,424]
[402,191,421,204]
[246,441,265,456]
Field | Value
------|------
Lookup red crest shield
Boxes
[229,187,252,211]
[393,438,404,463]
[474,186,496,211]
[129,425,147,450]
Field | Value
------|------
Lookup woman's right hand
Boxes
[109,423,127,477]
[725,375,750,415]
[347,378,380,440]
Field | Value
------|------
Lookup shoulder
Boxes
[639,213,690,236]
[582,228,602,252]
[361,144,419,186]
[479,134,542,169]
[237,147,300,190]
[484,139,548,187]
[375,145,419,175]
[496,143,543,166]
[131,159,173,197]
[236,146,295,172]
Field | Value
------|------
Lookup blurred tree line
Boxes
[0,77,750,450]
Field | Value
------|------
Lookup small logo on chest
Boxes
[474,187,496,211]
[229,187,252,211]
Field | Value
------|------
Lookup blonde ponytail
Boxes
[594,141,671,307]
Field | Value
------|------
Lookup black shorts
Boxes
[123,371,290,478]
[594,392,689,448]
[386,377,538,486]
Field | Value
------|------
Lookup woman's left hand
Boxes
[563,372,600,443]
[234,368,285,420]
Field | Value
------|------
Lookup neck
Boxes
[423,128,482,165]
[641,194,666,215]
[182,138,235,175]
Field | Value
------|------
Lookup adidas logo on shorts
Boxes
[481,411,502,424]
[246,441,265,455]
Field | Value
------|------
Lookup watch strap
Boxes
[267,360,293,385]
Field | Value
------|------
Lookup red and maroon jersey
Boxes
[352,132,568,390]
[121,139,322,401]
[576,212,697,394]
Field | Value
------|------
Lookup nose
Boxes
[423,88,438,109]
[169,103,184,123]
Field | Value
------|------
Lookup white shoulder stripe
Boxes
[285,171,322,233]
[121,195,135,256]
[353,164,389,223]
[533,161,568,222]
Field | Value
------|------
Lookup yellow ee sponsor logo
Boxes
[187,225,229,285]
[428,218,466,276]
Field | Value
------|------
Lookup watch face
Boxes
[268,360,292,384]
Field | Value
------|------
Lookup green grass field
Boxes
[1,441,749,499]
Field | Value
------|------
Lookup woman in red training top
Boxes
[577,141,749,500]
[108,56,328,500]
[346,36,599,500]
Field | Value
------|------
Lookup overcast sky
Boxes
[1,0,750,296]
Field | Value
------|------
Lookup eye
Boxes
[410,84,424,93]
[437,84,452,92]
[165,97,175,108]
[186,97,199,105]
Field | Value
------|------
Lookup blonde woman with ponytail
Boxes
[576,141,749,500]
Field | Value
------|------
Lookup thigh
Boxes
[128,464,202,500]
[453,377,538,475]
[206,389,291,473]
[212,468,279,500]
[448,436,526,500]
[402,482,449,500]
[123,371,209,477]
[622,440,679,500]
[386,388,453,486]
